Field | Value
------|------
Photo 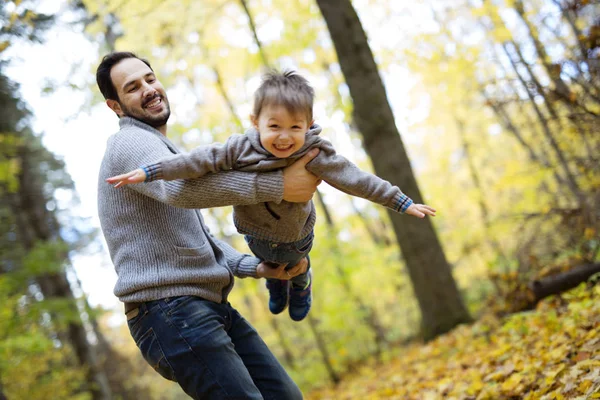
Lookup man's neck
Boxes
[120,115,168,136]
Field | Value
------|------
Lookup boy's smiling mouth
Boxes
[274,144,294,151]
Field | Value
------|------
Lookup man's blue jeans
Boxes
[127,296,303,399]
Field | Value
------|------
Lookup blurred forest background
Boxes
[0,0,598,398]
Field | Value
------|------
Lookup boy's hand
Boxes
[106,168,146,188]
[405,203,436,218]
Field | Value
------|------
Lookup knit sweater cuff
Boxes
[394,192,413,213]
[256,171,284,203]
[236,255,261,279]
[142,163,163,182]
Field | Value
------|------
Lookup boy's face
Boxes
[252,104,313,158]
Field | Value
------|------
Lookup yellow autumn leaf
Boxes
[578,380,592,393]
[584,228,596,240]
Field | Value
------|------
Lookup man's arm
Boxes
[209,233,309,280]
[208,233,262,278]
[106,128,320,209]
[106,129,281,208]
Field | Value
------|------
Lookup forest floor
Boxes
[306,282,600,400]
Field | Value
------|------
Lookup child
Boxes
[106,70,436,322]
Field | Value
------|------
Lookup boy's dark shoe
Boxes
[288,273,312,322]
[266,278,289,314]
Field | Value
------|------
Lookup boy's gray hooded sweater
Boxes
[143,124,413,243]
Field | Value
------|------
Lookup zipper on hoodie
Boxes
[264,203,281,220]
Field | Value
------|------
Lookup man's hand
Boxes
[256,257,309,280]
[282,149,321,202]
[106,168,146,188]
[405,203,436,218]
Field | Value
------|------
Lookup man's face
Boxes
[108,58,170,129]
[252,104,312,158]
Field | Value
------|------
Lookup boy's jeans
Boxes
[245,231,314,287]
[127,296,302,400]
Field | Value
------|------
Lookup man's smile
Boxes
[143,95,163,110]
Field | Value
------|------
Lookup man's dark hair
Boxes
[96,52,153,101]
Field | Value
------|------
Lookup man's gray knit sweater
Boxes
[142,124,413,243]
[98,117,285,303]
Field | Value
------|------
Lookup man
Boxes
[96,51,319,399]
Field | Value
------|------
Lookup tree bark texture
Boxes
[315,0,471,339]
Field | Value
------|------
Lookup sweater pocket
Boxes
[174,245,207,257]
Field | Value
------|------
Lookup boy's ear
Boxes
[250,114,259,128]
[310,119,315,127]
[106,99,124,117]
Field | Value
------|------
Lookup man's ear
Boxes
[250,114,259,129]
[106,99,123,117]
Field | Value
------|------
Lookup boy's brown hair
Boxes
[253,70,314,122]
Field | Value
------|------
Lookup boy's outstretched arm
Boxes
[306,139,435,218]
[103,129,284,209]
[106,134,245,187]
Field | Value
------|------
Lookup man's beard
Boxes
[120,96,171,128]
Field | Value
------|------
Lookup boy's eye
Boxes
[292,125,301,129]
[269,124,279,129]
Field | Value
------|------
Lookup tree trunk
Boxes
[316,190,387,359]
[513,1,575,103]
[349,198,393,247]
[503,42,585,207]
[213,67,244,130]
[528,263,600,305]
[0,379,7,400]
[15,144,112,400]
[482,93,559,198]
[554,0,599,76]
[239,0,270,68]
[513,0,596,160]
[455,118,509,272]
[269,316,296,369]
[316,0,471,340]
[306,315,340,384]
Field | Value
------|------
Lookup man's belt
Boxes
[124,301,143,320]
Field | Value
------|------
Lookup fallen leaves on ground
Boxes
[307,282,600,399]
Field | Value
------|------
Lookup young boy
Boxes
[107,70,436,322]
